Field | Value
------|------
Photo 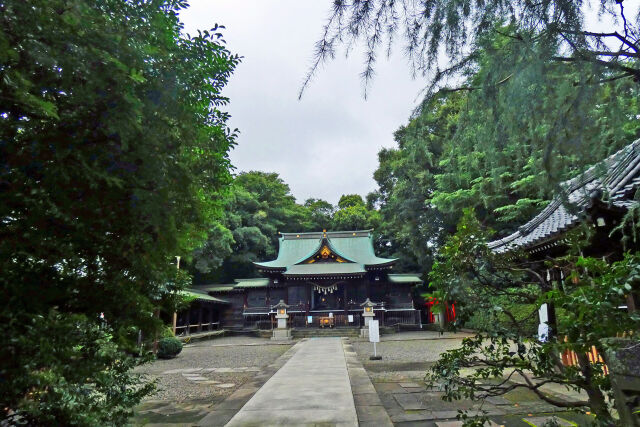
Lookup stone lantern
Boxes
[360,298,376,338]
[271,299,292,341]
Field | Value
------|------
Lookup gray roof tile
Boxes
[489,139,640,253]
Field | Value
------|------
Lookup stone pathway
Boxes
[162,367,261,374]
[224,337,358,426]
[342,339,393,426]
[369,373,594,426]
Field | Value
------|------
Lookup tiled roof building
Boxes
[489,139,640,254]
[201,230,423,330]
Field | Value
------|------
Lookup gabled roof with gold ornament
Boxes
[254,230,396,277]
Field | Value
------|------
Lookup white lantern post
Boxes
[360,298,376,338]
[271,300,292,341]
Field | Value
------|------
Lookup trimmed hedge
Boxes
[157,336,182,359]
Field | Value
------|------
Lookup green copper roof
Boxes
[234,278,270,288]
[179,290,229,304]
[198,279,270,293]
[200,284,236,292]
[253,238,319,270]
[388,274,423,284]
[284,263,366,277]
[254,230,397,276]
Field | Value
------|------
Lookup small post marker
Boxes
[368,319,382,360]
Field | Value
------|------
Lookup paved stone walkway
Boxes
[225,337,358,426]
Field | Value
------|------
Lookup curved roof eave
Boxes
[364,258,398,268]
[291,237,357,265]
[489,138,640,254]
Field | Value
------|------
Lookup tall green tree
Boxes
[304,198,334,230]
[370,91,461,273]
[192,171,313,283]
[371,30,640,276]
[0,0,238,423]
[332,193,380,231]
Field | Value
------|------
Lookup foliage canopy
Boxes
[0,0,238,423]
[427,210,640,423]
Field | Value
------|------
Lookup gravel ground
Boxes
[136,337,292,402]
[352,336,467,363]
[377,330,474,341]
[191,335,282,347]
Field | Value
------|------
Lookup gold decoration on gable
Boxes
[303,245,350,264]
[320,246,331,259]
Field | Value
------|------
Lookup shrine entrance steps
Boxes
[253,326,399,339]
[291,328,361,338]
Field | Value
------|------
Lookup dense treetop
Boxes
[190,173,381,284]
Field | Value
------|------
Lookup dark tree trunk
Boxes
[576,352,614,425]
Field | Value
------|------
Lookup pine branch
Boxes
[569,30,638,52]
[594,72,634,84]
[551,55,640,79]
[588,50,640,58]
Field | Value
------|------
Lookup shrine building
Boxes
[200,230,422,330]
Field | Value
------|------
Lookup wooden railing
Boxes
[243,306,271,315]
[241,305,420,329]
[243,303,307,315]
[384,310,420,326]
[387,302,414,310]
[175,322,220,336]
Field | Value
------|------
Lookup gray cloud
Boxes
[180,0,425,205]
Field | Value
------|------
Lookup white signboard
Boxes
[368,319,380,343]
[538,303,549,342]
[328,312,333,318]
[307,316,313,324]
[348,315,354,323]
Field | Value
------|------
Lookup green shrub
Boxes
[162,326,177,338]
[463,295,538,336]
[157,337,183,359]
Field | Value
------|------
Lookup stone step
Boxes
[291,328,361,338]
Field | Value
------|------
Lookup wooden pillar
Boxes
[343,284,348,317]
[197,306,203,332]
[172,311,177,336]
[153,308,160,353]
[266,285,271,307]
[627,292,638,313]
[305,283,311,316]
[284,283,289,304]
[209,305,214,331]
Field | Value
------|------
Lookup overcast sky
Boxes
[180,1,425,205]
[180,1,638,206]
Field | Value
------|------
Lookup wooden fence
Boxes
[560,333,635,375]
[561,343,609,375]
[174,321,220,336]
